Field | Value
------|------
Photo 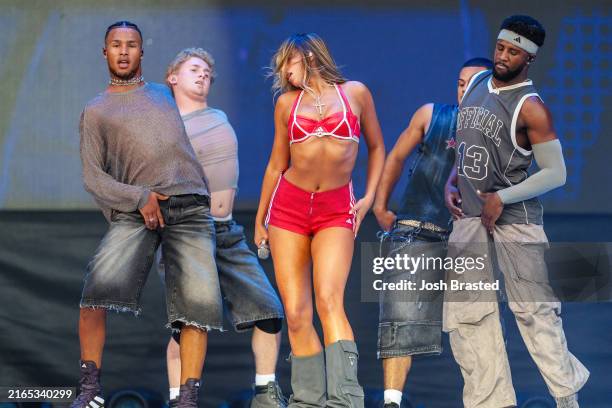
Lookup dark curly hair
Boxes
[500,15,546,47]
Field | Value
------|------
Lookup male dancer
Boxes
[163,48,286,408]
[373,57,492,408]
[74,22,219,408]
[444,15,589,408]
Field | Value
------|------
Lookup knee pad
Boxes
[255,318,283,334]
[171,321,183,343]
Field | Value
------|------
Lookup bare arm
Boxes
[521,96,559,145]
[253,92,293,244]
[350,81,386,233]
[373,103,433,230]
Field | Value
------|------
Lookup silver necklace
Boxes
[313,93,326,119]
[305,84,332,119]
[109,75,144,86]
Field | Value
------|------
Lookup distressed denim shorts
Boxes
[377,224,448,358]
[80,194,222,332]
[157,219,284,332]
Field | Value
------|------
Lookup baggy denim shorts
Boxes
[156,219,284,332]
[377,224,448,358]
[80,194,222,331]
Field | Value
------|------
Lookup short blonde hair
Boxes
[269,33,346,96]
[166,47,216,88]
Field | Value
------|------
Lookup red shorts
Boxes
[265,175,356,236]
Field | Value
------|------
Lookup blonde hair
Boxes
[269,33,346,96]
[166,47,216,88]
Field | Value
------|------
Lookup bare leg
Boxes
[79,308,107,367]
[179,326,207,384]
[268,226,321,356]
[252,327,281,375]
[167,337,181,388]
[383,356,412,392]
[311,228,355,345]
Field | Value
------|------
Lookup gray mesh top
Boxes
[79,83,209,220]
[182,107,239,193]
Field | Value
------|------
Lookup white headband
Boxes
[497,29,539,54]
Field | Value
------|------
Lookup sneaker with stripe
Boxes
[71,360,104,408]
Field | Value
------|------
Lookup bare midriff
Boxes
[284,136,358,192]
[210,189,236,218]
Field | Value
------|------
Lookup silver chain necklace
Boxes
[109,75,144,86]
[304,83,333,119]
[313,93,326,119]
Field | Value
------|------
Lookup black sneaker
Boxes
[384,403,400,408]
[168,397,179,408]
[251,381,287,408]
[177,378,200,408]
[70,361,104,408]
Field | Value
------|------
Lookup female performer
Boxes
[254,33,385,407]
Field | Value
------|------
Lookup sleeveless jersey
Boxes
[456,70,543,225]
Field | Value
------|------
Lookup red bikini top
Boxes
[288,84,361,144]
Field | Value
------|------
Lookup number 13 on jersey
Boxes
[457,142,489,180]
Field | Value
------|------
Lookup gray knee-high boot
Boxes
[324,340,364,408]
[288,351,327,407]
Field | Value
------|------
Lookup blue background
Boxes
[0,0,609,213]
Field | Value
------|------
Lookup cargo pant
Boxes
[443,217,589,408]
